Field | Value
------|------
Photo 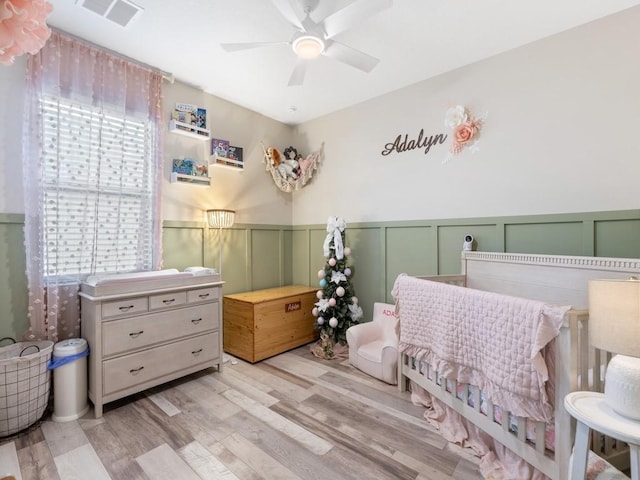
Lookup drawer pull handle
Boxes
[191,348,203,356]
[129,330,144,338]
[198,293,210,299]
[191,318,202,324]
[119,305,135,312]
[129,366,144,375]
[162,298,176,305]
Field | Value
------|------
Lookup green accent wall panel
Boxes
[291,229,309,286]
[0,221,28,340]
[505,222,583,255]
[386,226,433,301]
[344,228,382,322]
[438,224,500,274]
[594,219,640,259]
[3,210,640,344]
[282,229,293,286]
[222,229,249,294]
[251,229,282,291]
[162,227,204,270]
[309,228,328,284]
[202,227,219,269]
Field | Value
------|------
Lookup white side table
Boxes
[564,391,640,480]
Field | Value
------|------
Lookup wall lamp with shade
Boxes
[589,278,640,420]
[207,209,235,229]
[206,209,235,275]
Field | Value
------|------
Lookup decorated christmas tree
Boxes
[311,216,363,359]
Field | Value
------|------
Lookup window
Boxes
[23,31,163,340]
[40,95,156,277]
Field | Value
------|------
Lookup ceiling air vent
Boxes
[77,0,143,28]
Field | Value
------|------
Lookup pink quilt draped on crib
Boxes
[392,274,570,423]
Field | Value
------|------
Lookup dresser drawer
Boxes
[187,286,219,304]
[102,297,148,319]
[102,303,219,357]
[149,290,187,310]
[102,332,219,396]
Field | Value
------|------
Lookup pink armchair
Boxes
[346,302,399,385]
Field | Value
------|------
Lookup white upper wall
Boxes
[162,82,294,225]
[0,56,295,225]
[292,6,640,225]
[1,7,638,226]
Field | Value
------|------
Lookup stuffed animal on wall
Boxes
[275,146,300,179]
[267,147,281,166]
[283,146,299,162]
[281,159,299,179]
[298,153,315,174]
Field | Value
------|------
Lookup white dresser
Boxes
[80,273,223,418]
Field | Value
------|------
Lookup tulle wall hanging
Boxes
[0,0,53,65]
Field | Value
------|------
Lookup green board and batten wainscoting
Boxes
[1,209,639,341]
[0,213,28,342]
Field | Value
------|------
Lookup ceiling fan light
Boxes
[293,35,324,59]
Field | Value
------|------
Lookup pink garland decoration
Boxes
[0,0,53,65]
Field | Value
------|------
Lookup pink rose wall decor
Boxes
[0,0,53,65]
[443,105,487,163]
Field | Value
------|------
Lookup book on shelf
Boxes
[211,138,230,157]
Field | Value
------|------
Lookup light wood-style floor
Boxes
[0,345,482,479]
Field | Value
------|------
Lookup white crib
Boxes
[397,251,640,479]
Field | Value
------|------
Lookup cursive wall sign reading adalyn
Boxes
[381,128,447,156]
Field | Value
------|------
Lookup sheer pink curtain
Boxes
[22,32,163,341]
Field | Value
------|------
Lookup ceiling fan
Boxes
[221,0,392,86]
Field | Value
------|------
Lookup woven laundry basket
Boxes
[0,340,53,437]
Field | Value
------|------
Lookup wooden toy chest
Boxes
[223,285,318,363]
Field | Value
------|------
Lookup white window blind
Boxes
[40,95,156,277]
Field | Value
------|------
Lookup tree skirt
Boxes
[310,332,349,360]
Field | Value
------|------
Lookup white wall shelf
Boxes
[209,155,244,171]
[169,119,210,140]
[170,172,211,186]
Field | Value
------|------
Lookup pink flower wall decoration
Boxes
[443,105,486,163]
[0,0,53,66]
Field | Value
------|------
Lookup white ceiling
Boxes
[46,0,640,125]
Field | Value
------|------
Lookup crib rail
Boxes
[400,350,557,477]
[399,308,628,479]
[416,274,465,286]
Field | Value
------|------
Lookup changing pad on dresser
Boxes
[81,268,221,297]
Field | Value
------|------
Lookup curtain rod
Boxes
[50,26,175,84]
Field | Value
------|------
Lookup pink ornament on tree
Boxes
[336,286,345,297]
[328,298,336,307]
[352,296,358,305]
[312,307,318,317]
[343,247,351,257]
[328,258,336,267]
[318,269,325,279]
[316,290,324,300]
[329,317,338,328]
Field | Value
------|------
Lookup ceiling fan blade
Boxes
[221,41,288,52]
[288,59,307,86]
[322,0,392,39]
[270,0,304,30]
[323,41,379,73]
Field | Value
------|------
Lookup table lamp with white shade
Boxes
[589,278,640,420]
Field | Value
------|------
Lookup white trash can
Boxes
[50,338,89,422]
